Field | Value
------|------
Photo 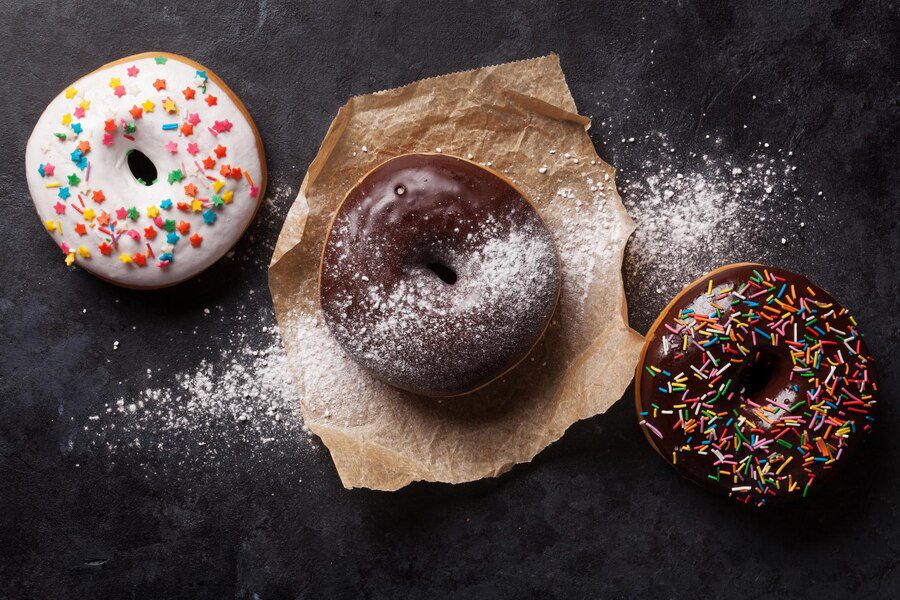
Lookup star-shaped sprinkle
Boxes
[212,180,224,193]
[176,220,190,234]
[114,85,126,98]
[65,87,77,99]
[127,207,140,220]
[155,56,167,64]
[166,141,178,153]
[187,112,201,125]
[182,87,196,100]
[77,246,91,258]
[212,119,233,133]
[83,207,96,221]
[177,201,191,211]
[186,142,200,155]
[108,77,121,89]
[124,122,137,134]
[73,106,85,119]
[58,187,71,200]
[153,78,166,91]
[180,122,194,136]
[166,232,180,244]
[119,254,133,264]
[45,220,57,232]
[222,190,234,203]
[72,124,84,137]
[211,194,223,207]
[219,164,232,178]
[98,242,111,255]
[41,163,55,177]
[70,149,83,162]
[65,252,75,266]
[167,169,184,184]
[162,98,177,113]
[67,173,80,186]
[147,205,159,218]
[133,253,147,266]
[205,95,218,107]
[143,226,157,239]
[191,199,203,212]
[74,223,87,236]
[160,199,173,210]
[97,212,110,226]
[202,156,216,169]
[129,105,143,120]
[202,209,217,224]
[184,183,198,197]
[61,113,72,126]
[142,99,155,113]
[102,133,114,146]
[115,207,128,220]
[77,140,91,154]
[127,65,139,77]
[78,98,90,110]
[189,232,202,247]
[54,202,66,215]
[163,219,176,232]
[92,190,105,203]
[213,145,227,158]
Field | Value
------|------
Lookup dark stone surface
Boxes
[1,1,897,598]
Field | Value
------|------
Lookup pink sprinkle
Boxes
[102,133,114,146]
[127,229,140,241]
[166,141,178,153]
[114,85,126,98]
[61,242,70,253]
[186,142,200,155]
[250,185,259,198]
[187,112,201,125]
[43,163,55,176]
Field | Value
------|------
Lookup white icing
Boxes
[25,54,264,287]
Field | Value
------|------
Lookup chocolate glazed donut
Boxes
[636,263,877,506]
[319,153,562,397]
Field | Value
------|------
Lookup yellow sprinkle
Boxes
[146,205,159,218]
[162,98,177,113]
[45,182,61,188]
[707,279,713,295]
[191,199,203,212]
[65,252,75,266]
[212,179,225,193]
[82,208,96,222]
[45,220,57,232]
[775,456,793,475]
[119,253,133,264]
[222,190,234,204]
[77,246,91,258]
[142,99,155,113]
[64,87,77,99]
[78,99,90,110]
[108,77,121,89]
[61,113,72,126]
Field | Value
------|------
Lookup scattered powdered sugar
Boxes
[620,134,807,296]
[85,324,313,472]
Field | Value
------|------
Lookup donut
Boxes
[635,263,877,506]
[25,52,266,289]
[319,153,562,397]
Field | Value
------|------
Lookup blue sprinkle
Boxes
[58,187,70,200]
[70,149,83,162]
[166,232,180,244]
[202,210,217,224]
[162,123,178,131]
[160,199,173,210]
[71,123,83,134]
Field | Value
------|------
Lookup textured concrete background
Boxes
[1,1,897,598]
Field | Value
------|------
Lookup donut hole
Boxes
[737,350,779,399]
[426,261,458,285]
[127,149,158,186]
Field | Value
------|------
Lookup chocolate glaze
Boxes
[319,153,561,397]
[636,263,877,506]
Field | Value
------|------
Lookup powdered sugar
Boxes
[621,134,806,296]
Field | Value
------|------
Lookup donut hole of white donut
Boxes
[125,149,157,186]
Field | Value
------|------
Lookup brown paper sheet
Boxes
[268,54,644,491]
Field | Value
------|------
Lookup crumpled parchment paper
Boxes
[269,54,643,491]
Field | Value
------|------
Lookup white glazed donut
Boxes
[25,52,266,288]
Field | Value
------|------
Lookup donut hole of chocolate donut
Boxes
[735,348,784,400]
[425,261,457,285]
[126,149,158,186]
